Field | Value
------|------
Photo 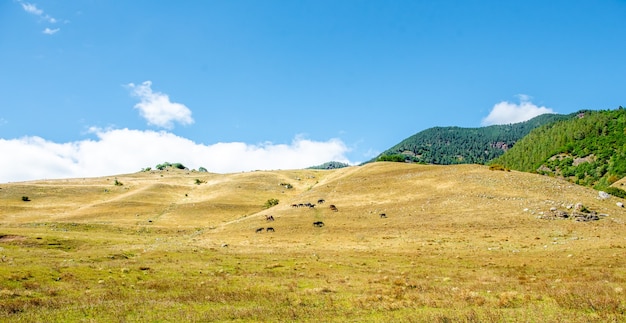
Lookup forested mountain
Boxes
[491,107,626,190]
[370,113,574,165]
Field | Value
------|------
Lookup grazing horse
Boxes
[379,213,387,218]
[266,227,275,232]
[266,215,275,221]
[317,199,325,204]
[255,227,264,233]
[291,204,298,208]
[313,221,324,227]
[329,205,338,212]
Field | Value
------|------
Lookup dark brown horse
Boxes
[313,221,324,227]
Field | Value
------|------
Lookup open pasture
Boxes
[1,163,625,322]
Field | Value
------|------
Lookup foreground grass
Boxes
[1,223,624,322]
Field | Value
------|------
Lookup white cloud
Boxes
[481,94,554,126]
[128,81,194,129]
[43,27,60,35]
[21,3,43,15]
[19,1,59,30]
[0,129,351,183]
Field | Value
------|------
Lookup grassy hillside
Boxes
[491,107,626,190]
[1,164,625,321]
[371,113,574,165]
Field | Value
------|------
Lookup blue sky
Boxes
[1,1,625,183]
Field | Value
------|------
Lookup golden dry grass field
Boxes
[1,162,625,322]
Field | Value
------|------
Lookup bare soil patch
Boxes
[0,234,26,242]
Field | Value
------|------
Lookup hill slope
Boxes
[491,107,626,190]
[1,164,625,321]
[370,113,574,165]
[2,163,622,245]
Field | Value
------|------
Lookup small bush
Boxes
[489,164,506,171]
[194,179,205,185]
[156,162,187,170]
[579,204,591,213]
[607,175,620,185]
[605,187,626,198]
[171,163,186,170]
[377,154,407,163]
[156,162,169,170]
[264,198,279,209]
[114,179,123,186]
[198,167,208,172]
[280,183,293,189]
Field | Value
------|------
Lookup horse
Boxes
[329,205,338,212]
[313,221,325,227]
[379,213,387,218]
[266,215,275,221]
[317,199,325,204]
[266,227,275,232]
[255,227,264,233]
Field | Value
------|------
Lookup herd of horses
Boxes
[254,199,387,233]
[290,199,326,209]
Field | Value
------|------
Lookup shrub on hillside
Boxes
[605,187,626,198]
[607,175,620,185]
[377,154,407,163]
[264,198,279,209]
[156,162,187,170]
[171,163,186,170]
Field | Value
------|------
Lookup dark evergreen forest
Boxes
[491,107,626,190]
[371,113,574,165]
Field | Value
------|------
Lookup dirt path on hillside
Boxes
[56,184,161,220]
[313,166,362,187]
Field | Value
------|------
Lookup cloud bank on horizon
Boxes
[0,81,548,183]
[0,129,350,183]
[0,81,351,183]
